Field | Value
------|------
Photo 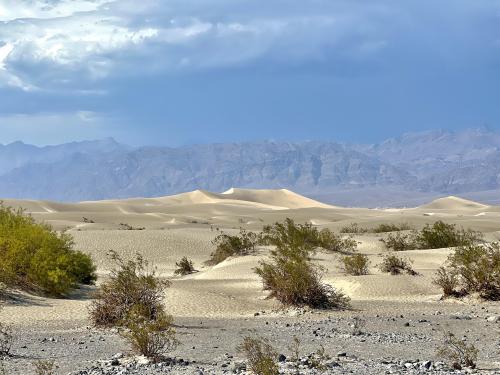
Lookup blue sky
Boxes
[0,0,500,146]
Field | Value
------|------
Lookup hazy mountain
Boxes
[0,128,499,206]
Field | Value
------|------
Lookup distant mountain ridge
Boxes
[0,128,499,206]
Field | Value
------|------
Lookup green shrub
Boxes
[120,309,178,360]
[208,229,259,264]
[262,219,357,254]
[238,336,279,375]
[89,251,169,327]
[378,254,417,275]
[437,331,478,370]
[435,243,499,300]
[174,257,196,276]
[342,254,369,276]
[381,221,483,251]
[380,232,416,251]
[318,229,357,253]
[255,220,350,309]
[415,221,482,249]
[372,223,412,233]
[0,204,96,296]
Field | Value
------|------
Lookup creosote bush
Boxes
[120,309,178,360]
[436,331,478,370]
[372,223,412,233]
[380,232,415,251]
[256,219,350,309]
[434,242,499,300]
[89,252,178,359]
[342,254,369,276]
[378,254,417,275]
[174,257,196,276]
[261,218,357,254]
[33,359,56,375]
[0,203,96,296]
[89,251,169,327]
[208,229,259,264]
[381,221,483,251]
[238,336,279,375]
[340,223,368,234]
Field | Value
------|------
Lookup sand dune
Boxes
[1,188,499,324]
[419,195,489,210]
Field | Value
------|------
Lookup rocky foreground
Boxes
[2,301,499,375]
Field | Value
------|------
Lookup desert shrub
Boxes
[238,336,279,375]
[415,221,482,249]
[174,257,196,276]
[372,223,412,233]
[0,204,96,296]
[340,223,368,234]
[378,254,417,275]
[433,267,460,297]
[318,229,358,253]
[89,251,169,327]
[380,232,416,251]
[435,243,499,300]
[342,254,369,276]
[350,316,366,336]
[436,331,478,370]
[262,219,357,254]
[33,359,56,375]
[120,309,178,360]
[256,220,350,309]
[381,221,482,251]
[119,223,145,231]
[209,229,259,264]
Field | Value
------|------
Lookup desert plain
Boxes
[0,188,499,374]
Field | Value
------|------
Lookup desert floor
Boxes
[0,189,499,374]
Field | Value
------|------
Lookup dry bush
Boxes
[174,257,196,276]
[120,309,178,360]
[238,336,279,375]
[378,254,417,275]
[372,223,412,233]
[208,229,259,264]
[342,254,369,276]
[33,359,56,375]
[436,331,478,370]
[433,267,460,297]
[0,305,12,359]
[340,223,368,234]
[435,242,499,300]
[350,316,366,336]
[89,251,169,327]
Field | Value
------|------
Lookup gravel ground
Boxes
[2,300,499,374]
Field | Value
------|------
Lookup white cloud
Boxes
[0,0,394,89]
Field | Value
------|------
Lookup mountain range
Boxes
[1,128,499,207]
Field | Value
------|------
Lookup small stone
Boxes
[278,354,287,362]
[486,315,498,323]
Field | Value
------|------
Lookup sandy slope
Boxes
[1,189,499,325]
